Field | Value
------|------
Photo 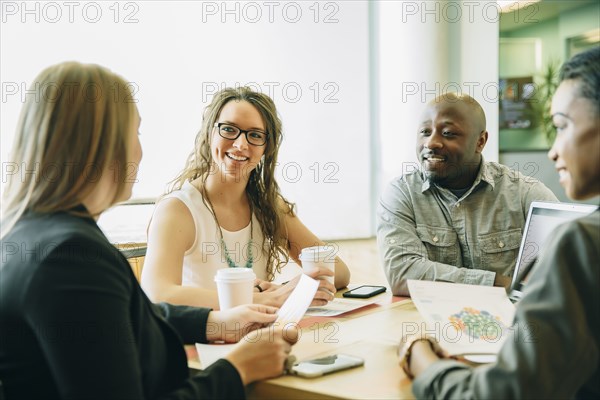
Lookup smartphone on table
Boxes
[342,285,386,298]
[290,354,364,378]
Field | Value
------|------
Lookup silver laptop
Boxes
[508,201,598,302]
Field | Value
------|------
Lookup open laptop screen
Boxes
[509,201,598,301]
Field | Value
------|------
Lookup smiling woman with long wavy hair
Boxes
[141,86,351,310]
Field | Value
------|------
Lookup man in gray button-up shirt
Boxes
[377,93,557,296]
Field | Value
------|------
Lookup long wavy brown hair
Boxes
[168,87,295,280]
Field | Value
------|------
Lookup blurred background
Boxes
[1,0,598,246]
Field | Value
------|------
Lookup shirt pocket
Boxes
[416,225,459,265]
[478,229,522,275]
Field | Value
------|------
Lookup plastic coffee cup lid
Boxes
[214,268,256,282]
[299,245,335,260]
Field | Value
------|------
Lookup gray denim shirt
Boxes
[377,160,558,296]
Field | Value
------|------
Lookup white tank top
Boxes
[160,182,268,289]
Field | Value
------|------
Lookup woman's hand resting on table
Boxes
[252,267,336,307]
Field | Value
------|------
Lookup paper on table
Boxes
[407,279,516,356]
[305,298,376,317]
[196,274,319,369]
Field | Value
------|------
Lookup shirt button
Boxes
[433,236,439,243]
[498,241,505,248]
[389,239,396,244]
[455,203,460,208]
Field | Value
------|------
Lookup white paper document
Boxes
[274,273,320,324]
[196,274,319,368]
[305,298,376,317]
[407,280,516,356]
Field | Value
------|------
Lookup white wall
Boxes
[1,1,504,240]
[0,1,371,239]
[377,0,499,191]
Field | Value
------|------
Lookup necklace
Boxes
[203,187,254,269]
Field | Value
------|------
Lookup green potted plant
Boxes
[532,60,561,144]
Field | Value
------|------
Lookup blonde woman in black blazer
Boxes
[0,62,295,399]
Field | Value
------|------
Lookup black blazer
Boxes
[0,209,245,399]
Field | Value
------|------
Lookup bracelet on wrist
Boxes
[398,336,438,380]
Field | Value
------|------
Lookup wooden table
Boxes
[188,292,424,399]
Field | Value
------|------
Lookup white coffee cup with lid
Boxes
[299,245,336,285]
[214,268,256,310]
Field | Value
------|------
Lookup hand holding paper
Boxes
[275,274,320,324]
[206,304,279,343]
[254,270,333,307]
[197,274,319,368]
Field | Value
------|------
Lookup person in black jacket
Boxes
[0,61,297,399]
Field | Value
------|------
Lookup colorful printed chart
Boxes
[449,307,507,341]
[408,280,516,356]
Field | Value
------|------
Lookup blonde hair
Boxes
[1,62,136,238]
[168,87,295,280]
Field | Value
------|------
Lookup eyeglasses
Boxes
[214,122,268,146]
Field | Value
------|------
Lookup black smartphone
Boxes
[342,285,386,298]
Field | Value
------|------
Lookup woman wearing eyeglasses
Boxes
[141,87,350,309]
